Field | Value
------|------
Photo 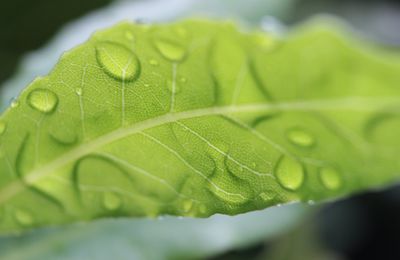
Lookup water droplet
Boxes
[155,39,186,62]
[75,88,82,96]
[149,59,159,66]
[14,209,34,226]
[27,89,58,113]
[125,31,134,40]
[287,128,315,147]
[102,192,122,211]
[96,42,140,81]
[10,98,19,108]
[181,199,193,212]
[0,121,6,135]
[275,156,305,191]
[319,167,342,190]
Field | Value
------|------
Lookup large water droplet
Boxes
[319,167,342,190]
[275,156,305,191]
[96,42,140,81]
[0,121,6,135]
[27,89,58,113]
[102,192,122,211]
[155,39,186,62]
[14,209,34,226]
[287,128,315,147]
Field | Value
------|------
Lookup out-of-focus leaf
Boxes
[0,204,305,260]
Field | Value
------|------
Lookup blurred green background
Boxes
[0,0,399,259]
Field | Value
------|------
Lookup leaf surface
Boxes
[1,20,400,232]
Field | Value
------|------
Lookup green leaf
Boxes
[0,204,306,260]
[0,20,400,233]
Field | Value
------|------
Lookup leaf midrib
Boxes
[0,96,397,204]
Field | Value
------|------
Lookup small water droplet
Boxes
[319,167,342,190]
[75,88,82,96]
[0,121,6,135]
[10,98,19,108]
[275,156,305,191]
[102,192,122,211]
[149,59,159,66]
[96,42,140,81]
[27,89,58,114]
[14,209,34,226]
[287,128,315,147]
[155,39,186,62]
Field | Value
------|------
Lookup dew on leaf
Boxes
[0,121,6,135]
[102,192,122,210]
[155,39,186,62]
[319,167,342,190]
[27,89,59,114]
[275,156,305,191]
[49,126,78,146]
[96,42,140,81]
[287,128,315,147]
[14,209,34,226]
[10,98,19,108]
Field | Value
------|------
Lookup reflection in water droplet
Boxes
[155,39,186,62]
[287,128,315,147]
[149,59,159,66]
[319,167,342,190]
[275,156,305,191]
[27,89,58,113]
[0,121,6,135]
[96,42,140,81]
[75,88,83,96]
[102,192,122,210]
[15,209,34,226]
